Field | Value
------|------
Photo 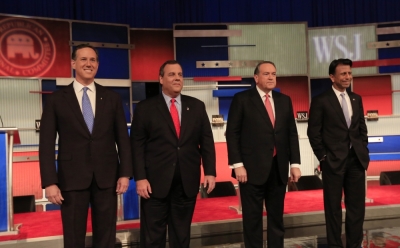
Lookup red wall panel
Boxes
[13,151,42,199]
[353,75,392,115]
[277,76,310,117]
[130,30,174,81]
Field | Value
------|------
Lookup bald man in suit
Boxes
[131,60,216,248]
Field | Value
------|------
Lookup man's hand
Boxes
[290,167,301,182]
[203,175,216,194]
[136,179,152,199]
[234,167,247,183]
[116,177,129,195]
[45,184,64,205]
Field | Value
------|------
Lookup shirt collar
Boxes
[73,80,96,93]
[162,92,181,104]
[256,85,272,99]
[332,85,346,98]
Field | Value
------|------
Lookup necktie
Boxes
[265,94,276,156]
[340,93,351,128]
[170,98,180,138]
[82,87,94,133]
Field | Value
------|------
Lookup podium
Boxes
[0,127,20,236]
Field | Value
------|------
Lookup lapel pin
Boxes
[187,107,189,110]
[352,98,355,101]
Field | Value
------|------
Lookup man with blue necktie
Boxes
[308,58,370,248]
[39,44,132,248]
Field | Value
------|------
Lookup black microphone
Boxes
[0,115,3,127]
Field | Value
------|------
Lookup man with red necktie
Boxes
[226,61,301,248]
[130,60,216,248]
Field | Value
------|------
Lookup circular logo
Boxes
[0,18,56,77]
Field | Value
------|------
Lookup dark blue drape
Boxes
[1,0,399,28]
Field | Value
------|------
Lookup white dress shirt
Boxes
[73,81,96,116]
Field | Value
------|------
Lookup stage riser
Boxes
[1,205,399,247]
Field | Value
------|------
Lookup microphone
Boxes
[0,115,3,127]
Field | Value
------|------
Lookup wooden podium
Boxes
[0,127,20,236]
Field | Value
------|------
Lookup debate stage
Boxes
[1,184,400,247]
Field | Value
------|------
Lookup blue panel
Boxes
[108,87,131,123]
[92,48,130,79]
[123,182,139,220]
[72,23,128,44]
[124,126,139,219]
[213,89,247,97]
[132,83,146,101]
[175,25,229,77]
[377,24,400,74]
[370,153,400,161]
[368,135,400,153]
[45,204,61,211]
[0,133,8,231]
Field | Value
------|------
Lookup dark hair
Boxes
[328,58,352,75]
[159,60,181,77]
[71,44,99,61]
[254,61,276,75]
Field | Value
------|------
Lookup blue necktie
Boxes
[340,93,351,128]
[82,87,94,133]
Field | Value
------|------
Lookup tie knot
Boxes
[340,93,345,97]
[83,87,89,93]
[171,98,176,103]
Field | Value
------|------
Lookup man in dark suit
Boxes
[130,60,216,248]
[39,44,132,248]
[226,61,301,248]
[307,58,369,248]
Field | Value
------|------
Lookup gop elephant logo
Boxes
[7,34,40,59]
[0,18,56,77]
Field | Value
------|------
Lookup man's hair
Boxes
[159,60,181,77]
[71,44,99,61]
[328,58,352,75]
[254,61,276,75]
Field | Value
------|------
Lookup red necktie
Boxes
[170,98,180,138]
[265,94,276,156]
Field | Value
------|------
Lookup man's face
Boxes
[254,63,276,93]
[71,47,99,85]
[160,64,183,98]
[330,64,352,92]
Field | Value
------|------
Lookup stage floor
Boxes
[1,185,400,247]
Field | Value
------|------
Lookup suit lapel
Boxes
[250,88,274,128]
[63,83,90,134]
[180,96,191,141]
[92,83,105,135]
[327,89,348,128]
[157,95,178,138]
[348,92,358,127]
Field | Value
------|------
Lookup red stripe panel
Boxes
[367,161,400,177]
[277,76,310,118]
[193,76,242,82]
[353,75,392,115]
[353,58,400,68]
[13,152,43,199]
[130,30,174,81]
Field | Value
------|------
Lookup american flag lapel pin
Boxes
[187,107,189,110]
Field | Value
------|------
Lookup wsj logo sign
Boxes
[296,112,308,122]
[312,34,361,63]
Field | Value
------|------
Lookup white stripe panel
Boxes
[182,79,223,141]
[0,78,41,147]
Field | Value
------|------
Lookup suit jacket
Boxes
[39,83,132,191]
[307,88,369,171]
[226,87,300,185]
[130,94,216,198]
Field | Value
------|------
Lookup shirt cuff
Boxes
[290,163,300,168]
[229,162,244,169]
